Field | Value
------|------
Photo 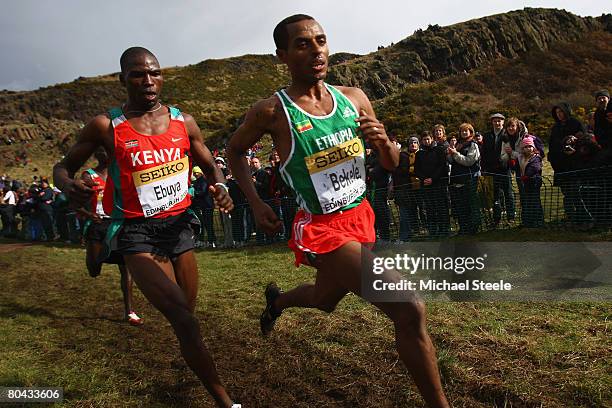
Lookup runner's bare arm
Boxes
[184,114,233,213]
[53,115,109,207]
[227,98,283,233]
[340,87,399,170]
[227,99,276,206]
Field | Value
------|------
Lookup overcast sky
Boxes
[0,0,609,91]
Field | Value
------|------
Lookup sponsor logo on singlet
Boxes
[131,155,189,217]
[343,106,355,118]
[304,129,366,213]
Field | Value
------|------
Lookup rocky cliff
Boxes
[328,8,607,98]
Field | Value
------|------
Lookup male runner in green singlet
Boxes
[54,47,238,408]
[227,15,449,407]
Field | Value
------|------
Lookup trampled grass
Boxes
[0,236,610,407]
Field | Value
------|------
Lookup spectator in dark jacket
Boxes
[415,133,450,236]
[563,132,606,227]
[547,102,585,223]
[37,180,56,241]
[227,175,247,246]
[191,166,216,247]
[251,157,271,244]
[392,137,421,241]
[593,89,610,149]
[370,150,392,242]
[548,103,584,176]
[269,149,295,240]
[482,113,515,226]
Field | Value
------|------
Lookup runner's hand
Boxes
[252,201,282,234]
[65,178,96,208]
[208,185,234,213]
[356,109,389,148]
[75,207,102,223]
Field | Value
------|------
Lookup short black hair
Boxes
[273,14,315,50]
[119,47,157,74]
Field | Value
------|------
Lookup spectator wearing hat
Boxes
[516,137,543,228]
[593,89,610,149]
[392,136,421,241]
[415,132,450,237]
[448,123,481,235]
[548,102,585,224]
[482,113,515,227]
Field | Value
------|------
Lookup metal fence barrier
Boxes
[191,166,612,248]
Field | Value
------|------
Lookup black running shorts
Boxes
[116,211,200,260]
[85,218,125,265]
[85,218,112,242]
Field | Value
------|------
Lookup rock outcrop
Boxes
[328,8,608,98]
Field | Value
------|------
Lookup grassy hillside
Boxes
[1,8,611,181]
[0,238,609,407]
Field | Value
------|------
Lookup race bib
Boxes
[305,137,366,214]
[132,156,189,218]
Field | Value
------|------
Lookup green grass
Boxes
[0,236,610,407]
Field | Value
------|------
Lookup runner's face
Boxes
[122,54,163,107]
[279,19,328,83]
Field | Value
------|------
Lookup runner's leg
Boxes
[123,252,232,408]
[118,264,133,319]
[275,241,449,408]
[273,268,348,313]
[85,240,103,277]
[173,250,199,313]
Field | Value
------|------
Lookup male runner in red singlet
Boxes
[54,47,238,408]
[79,147,142,326]
[227,15,449,407]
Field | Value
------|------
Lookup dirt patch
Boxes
[0,242,33,253]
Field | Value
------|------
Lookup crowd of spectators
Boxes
[2,91,611,245]
[0,175,80,242]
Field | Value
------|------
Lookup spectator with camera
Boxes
[547,102,585,224]
[563,131,607,228]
